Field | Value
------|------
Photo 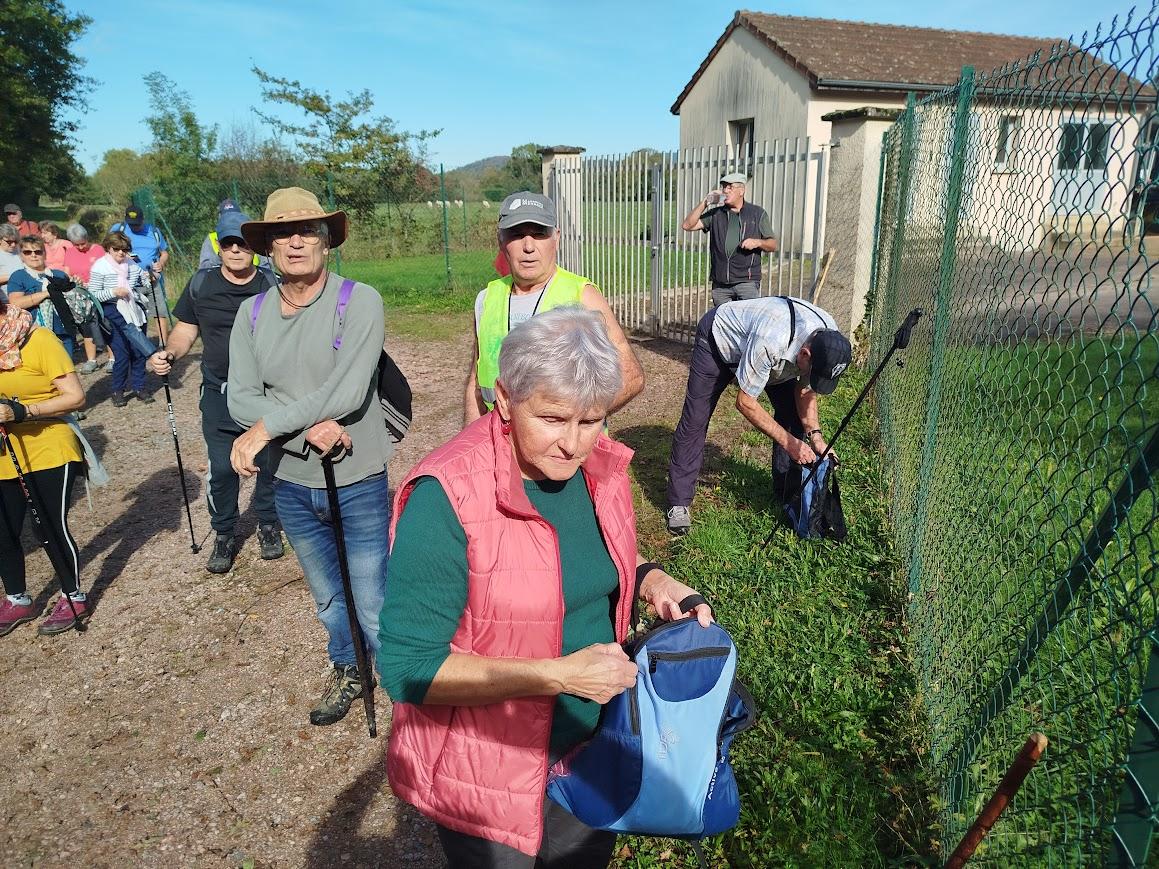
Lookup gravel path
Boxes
[1,317,694,869]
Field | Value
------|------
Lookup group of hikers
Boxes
[0,175,851,867]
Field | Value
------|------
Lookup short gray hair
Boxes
[497,306,622,410]
[0,224,17,241]
[65,223,88,243]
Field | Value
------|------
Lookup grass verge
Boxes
[613,370,939,867]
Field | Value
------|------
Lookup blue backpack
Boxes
[785,456,847,541]
[546,600,756,856]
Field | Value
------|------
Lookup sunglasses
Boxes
[21,249,45,255]
[269,225,322,245]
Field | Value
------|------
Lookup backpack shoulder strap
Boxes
[333,278,356,350]
[249,291,268,335]
[783,296,797,349]
[187,268,209,305]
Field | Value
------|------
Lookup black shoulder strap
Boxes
[784,296,797,349]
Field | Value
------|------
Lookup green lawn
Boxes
[614,370,939,867]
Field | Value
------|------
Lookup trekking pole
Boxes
[142,267,200,554]
[0,423,87,632]
[761,308,923,549]
[321,453,377,738]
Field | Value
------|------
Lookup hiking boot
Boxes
[666,505,691,536]
[111,391,129,408]
[38,595,89,635]
[309,664,363,726]
[133,391,156,405]
[206,535,238,574]
[0,597,39,637]
[104,359,116,373]
[76,360,99,375]
[257,523,284,560]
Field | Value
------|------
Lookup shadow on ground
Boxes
[305,742,441,868]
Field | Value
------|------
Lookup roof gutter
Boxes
[815,78,946,92]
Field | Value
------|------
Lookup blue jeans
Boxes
[274,470,390,666]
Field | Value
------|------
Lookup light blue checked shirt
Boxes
[711,297,837,397]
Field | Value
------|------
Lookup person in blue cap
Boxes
[148,208,283,573]
[198,199,272,272]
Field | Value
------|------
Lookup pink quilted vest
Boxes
[386,411,638,855]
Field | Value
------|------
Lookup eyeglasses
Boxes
[21,249,45,255]
[0,238,14,245]
[269,225,322,245]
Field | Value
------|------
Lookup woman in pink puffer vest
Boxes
[378,306,714,866]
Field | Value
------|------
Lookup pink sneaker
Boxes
[0,598,39,637]
[38,596,89,635]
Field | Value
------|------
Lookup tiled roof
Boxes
[671,12,1147,113]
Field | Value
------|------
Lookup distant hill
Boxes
[452,155,508,175]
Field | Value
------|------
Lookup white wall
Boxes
[677,27,812,150]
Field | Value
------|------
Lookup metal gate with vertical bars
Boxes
[549,138,828,342]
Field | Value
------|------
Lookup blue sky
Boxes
[69,0,1136,173]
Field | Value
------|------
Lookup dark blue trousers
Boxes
[101,303,151,393]
[666,307,804,508]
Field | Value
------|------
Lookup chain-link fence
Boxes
[870,4,1157,864]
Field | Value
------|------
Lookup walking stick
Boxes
[141,268,200,554]
[321,454,377,738]
[0,423,87,632]
[761,308,923,549]
[945,733,1048,867]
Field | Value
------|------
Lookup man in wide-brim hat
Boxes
[228,187,394,728]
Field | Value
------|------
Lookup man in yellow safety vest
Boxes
[463,191,643,426]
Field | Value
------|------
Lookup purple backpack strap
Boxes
[333,279,356,350]
[249,290,268,334]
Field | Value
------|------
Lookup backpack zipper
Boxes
[648,647,731,673]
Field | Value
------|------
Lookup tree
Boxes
[90,148,158,206]
[479,143,544,201]
[252,67,439,220]
[0,0,92,202]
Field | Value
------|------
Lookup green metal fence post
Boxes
[440,163,451,287]
[881,93,917,365]
[324,171,342,276]
[906,68,975,600]
[1112,621,1159,867]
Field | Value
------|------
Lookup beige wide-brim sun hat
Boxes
[241,187,348,255]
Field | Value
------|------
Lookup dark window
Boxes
[995,115,1020,167]
[1058,123,1085,171]
[1085,123,1111,171]
[729,118,754,168]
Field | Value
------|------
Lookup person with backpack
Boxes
[227,188,392,728]
[665,295,852,535]
[5,236,78,359]
[110,204,170,345]
[378,306,711,867]
[147,209,283,574]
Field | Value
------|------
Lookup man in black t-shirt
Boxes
[148,210,282,574]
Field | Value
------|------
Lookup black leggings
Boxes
[0,461,83,597]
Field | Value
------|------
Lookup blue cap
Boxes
[215,210,251,245]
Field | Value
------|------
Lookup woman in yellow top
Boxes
[0,297,88,636]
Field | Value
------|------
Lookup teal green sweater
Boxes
[378,472,620,754]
